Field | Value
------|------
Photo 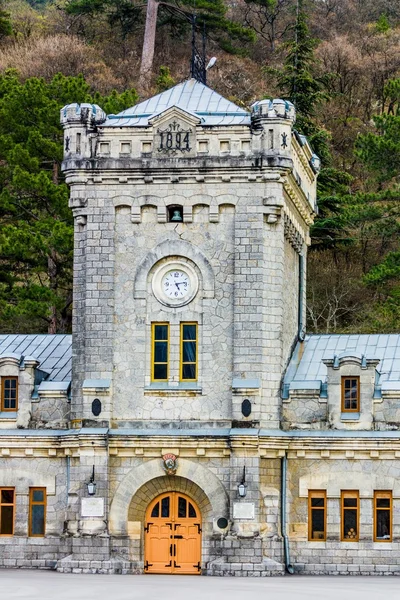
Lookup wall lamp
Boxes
[86,465,97,496]
[237,466,247,498]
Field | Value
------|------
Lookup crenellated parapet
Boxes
[60,103,106,127]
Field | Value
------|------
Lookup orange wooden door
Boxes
[144,492,201,574]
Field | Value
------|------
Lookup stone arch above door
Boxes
[109,458,229,535]
[128,475,211,524]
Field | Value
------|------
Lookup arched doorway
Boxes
[144,492,202,574]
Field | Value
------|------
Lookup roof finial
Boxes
[191,16,207,84]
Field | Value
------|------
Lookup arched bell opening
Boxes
[167,205,183,222]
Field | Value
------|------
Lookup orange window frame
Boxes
[308,490,327,541]
[0,487,15,536]
[374,491,392,543]
[341,490,359,542]
[341,376,360,413]
[1,376,18,412]
[29,487,46,537]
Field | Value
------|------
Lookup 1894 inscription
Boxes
[157,121,192,155]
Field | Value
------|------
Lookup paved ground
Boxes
[1,571,399,600]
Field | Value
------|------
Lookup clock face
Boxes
[162,269,190,300]
[152,260,198,307]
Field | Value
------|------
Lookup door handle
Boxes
[174,535,183,539]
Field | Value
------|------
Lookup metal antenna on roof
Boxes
[191,15,207,85]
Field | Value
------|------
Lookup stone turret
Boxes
[251,98,296,159]
[60,103,106,161]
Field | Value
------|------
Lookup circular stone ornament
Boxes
[217,517,228,529]
[152,260,199,307]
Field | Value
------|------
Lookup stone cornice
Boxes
[0,429,400,460]
[284,213,304,253]
[283,175,315,226]
[62,154,293,176]
[292,134,315,182]
[65,169,289,189]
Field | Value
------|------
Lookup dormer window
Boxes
[341,377,359,413]
[1,376,18,411]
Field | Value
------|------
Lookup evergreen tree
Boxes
[275,2,330,140]
[0,71,137,334]
[270,3,350,250]
[356,79,400,184]
[64,0,254,89]
[0,0,12,40]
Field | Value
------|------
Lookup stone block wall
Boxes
[287,457,400,574]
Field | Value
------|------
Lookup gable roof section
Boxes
[0,334,71,382]
[103,78,250,128]
[284,334,400,393]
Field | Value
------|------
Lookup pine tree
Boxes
[64,0,254,90]
[0,0,12,40]
[270,3,350,250]
[275,2,330,140]
[0,72,137,334]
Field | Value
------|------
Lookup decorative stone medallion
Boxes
[162,453,178,475]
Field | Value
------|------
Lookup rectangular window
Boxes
[0,488,15,536]
[1,377,18,411]
[341,490,359,541]
[308,490,327,541]
[76,132,81,154]
[151,323,169,381]
[341,377,360,412]
[180,323,198,381]
[29,488,46,537]
[374,491,392,542]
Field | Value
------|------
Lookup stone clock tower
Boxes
[60,79,319,575]
[1,78,399,579]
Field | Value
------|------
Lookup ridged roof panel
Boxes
[103,78,250,127]
[0,334,71,381]
[285,334,400,388]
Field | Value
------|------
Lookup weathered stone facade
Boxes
[1,79,399,576]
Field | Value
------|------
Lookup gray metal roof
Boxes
[102,78,250,128]
[0,427,399,439]
[0,335,71,381]
[285,334,400,389]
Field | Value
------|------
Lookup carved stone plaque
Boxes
[154,118,196,157]
[81,497,104,517]
[233,502,255,520]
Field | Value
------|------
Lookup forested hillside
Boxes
[1,0,400,334]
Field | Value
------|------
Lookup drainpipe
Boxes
[64,455,71,533]
[281,453,294,574]
[298,254,305,341]
[66,455,70,505]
